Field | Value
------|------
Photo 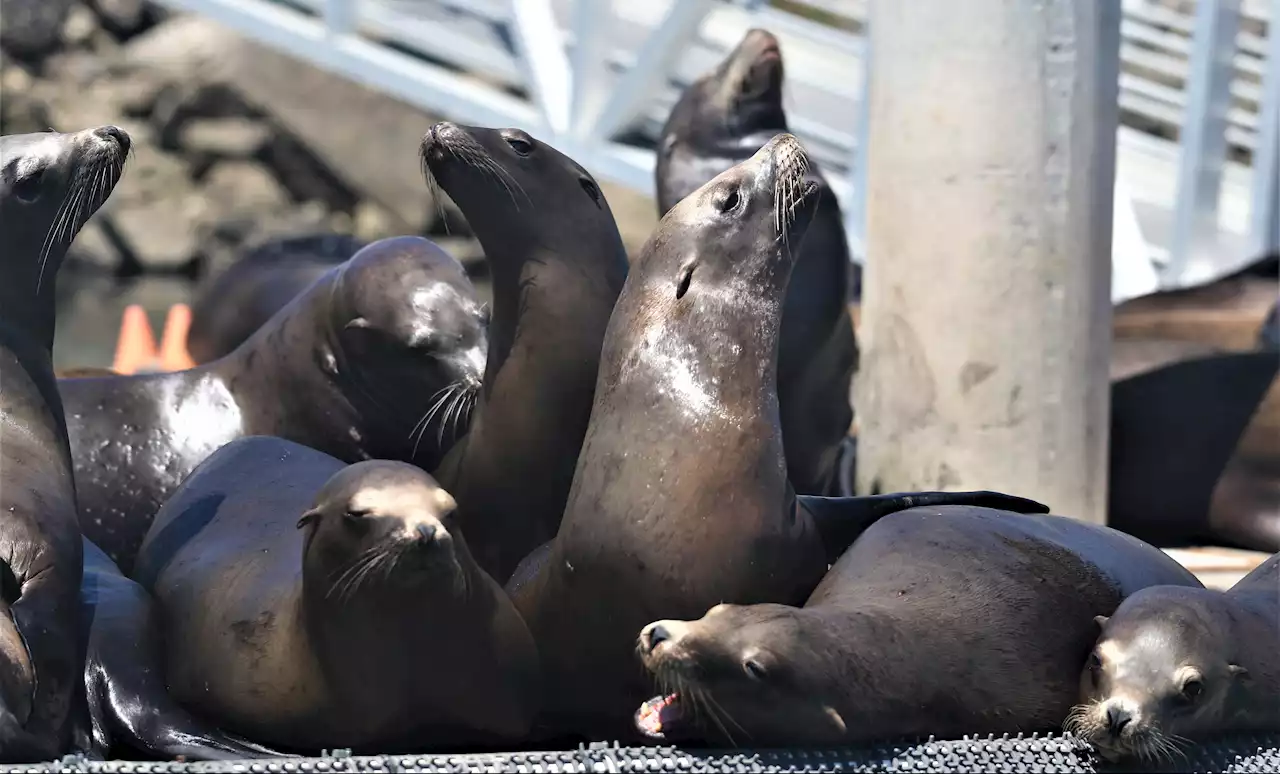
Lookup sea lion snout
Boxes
[89,125,131,156]
[637,619,692,659]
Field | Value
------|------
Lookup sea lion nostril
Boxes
[417,522,438,543]
[94,125,131,155]
[645,624,671,652]
[1106,706,1131,736]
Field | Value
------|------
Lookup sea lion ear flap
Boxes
[1094,615,1110,629]
[1229,664,1251,683]
[296,508,321,530]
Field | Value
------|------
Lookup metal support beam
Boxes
[509,0,574,136]
[855,0,1119,524]
[590,0,716,140]
[1249,0,1280,257]
[567,0,613,139]
[1168,0,1243,285]
[323,0,354,36]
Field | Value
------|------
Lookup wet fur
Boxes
[1,127,129,760]
[131,436,538,753]
[60,237,486,574]
[420,123,630,584]
[638,507,1203,746]
[1069,554,1280,762]
[657,29,857,495]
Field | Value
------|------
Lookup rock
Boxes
[108,195,204,270]
[68,217,127,272]
[90,0,149,36]
[61,5,99,49]
[104,145,191,209]
[0,0,77,61]
[353,201,396,242]
[178,117,272,158]
[119,14,436,231]
[202,161,292,219]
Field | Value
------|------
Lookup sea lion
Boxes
[1108,344,1279,548]
[186,233,367,364]
[1,125,130,761]
[79,538,282,761]
[1069,553,1280,762]
[131,436,538,753]
[510,135,1050,738]
[420,122,629,583]
[633,505,1203,746]
[1260,298,1279,350]
[657,28,858,495]
[60,235,487,574]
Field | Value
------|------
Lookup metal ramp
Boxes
[148,0,1280,302]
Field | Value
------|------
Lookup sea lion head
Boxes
[640,133,820,314]
[297,460,465,599]
[634,603,847,745]
[1067,588,1249,762]
[328,236,488,459]
[419,123,627,276]
[0,125,129,306]
[663,29,786,154]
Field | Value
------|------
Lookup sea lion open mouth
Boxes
[635,693,686,739]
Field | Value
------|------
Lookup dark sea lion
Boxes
[132,436,539,753]
[1070,553,1280,762]
[420,122,629,583]
[79,539,282,761]
[1,125,130,761]
[633,506,1203,746]
[1108,344,1279,548]
[1259,298,1278,350]
[657,28,858,496]
[60,235,487,574]
[186,233,367,364]
[510,135,1050,738]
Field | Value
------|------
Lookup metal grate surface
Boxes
[10,733,1280,773]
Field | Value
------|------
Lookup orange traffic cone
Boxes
[159,304,196,371]
[112,305,159,375]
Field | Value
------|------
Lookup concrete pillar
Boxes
[854,0,1119,523]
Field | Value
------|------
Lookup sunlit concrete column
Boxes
[854,0,1119,523]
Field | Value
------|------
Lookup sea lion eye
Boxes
[743,658,767,681]
[1179,678,1204,704]
[714,186,741,214]
[345,509,368,521]
[505,136,533,156]
[580,177,601,204]
[1087,653,1103,684]
[14,168,44,204]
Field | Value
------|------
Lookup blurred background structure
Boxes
[1,0,1276,372]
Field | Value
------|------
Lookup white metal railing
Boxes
[149,0,1280,302]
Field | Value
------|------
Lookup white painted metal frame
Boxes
[148,0,1279,299]
[1169,0,1244,285]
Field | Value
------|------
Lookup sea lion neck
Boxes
[215,273,369,460]
[0,285,58,353]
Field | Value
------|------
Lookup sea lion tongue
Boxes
[635,693,685,739]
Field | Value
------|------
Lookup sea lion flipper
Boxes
[802,490,1051,564]
[83,541,283,761]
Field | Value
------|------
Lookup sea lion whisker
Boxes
[412,380,464,457]
[326,543,388,599]
[441,383,469,446]
[37,185,83,292]
[702,688,749,741]
[410,384,454,451]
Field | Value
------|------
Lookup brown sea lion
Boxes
[1069,553,1279,761]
